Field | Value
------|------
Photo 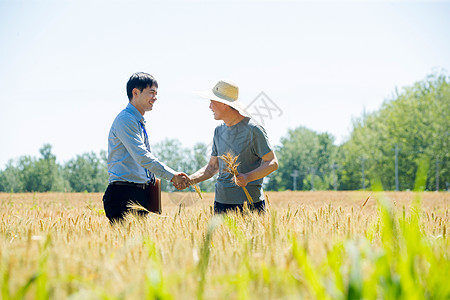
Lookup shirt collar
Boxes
[226,116,249,129]
[125,102,145,124]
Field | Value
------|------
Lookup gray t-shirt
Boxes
[211,117,273,204]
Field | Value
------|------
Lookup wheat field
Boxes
[0,191,449,299]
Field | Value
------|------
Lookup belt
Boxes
[110,181,151,190]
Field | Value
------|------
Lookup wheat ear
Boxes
[192,183,203,200]
[219,152,253,204]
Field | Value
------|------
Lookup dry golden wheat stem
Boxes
[242,187,253,204]
[219,152,254,204]
[192,184,203,200]
[127,201,149,212]
[361,192,373,209]
[126,201,170,217]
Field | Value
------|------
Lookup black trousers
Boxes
[103,184,149,224]
[214,200,265,214]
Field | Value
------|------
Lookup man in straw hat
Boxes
[179,80,278,213]
[103,72,189,223]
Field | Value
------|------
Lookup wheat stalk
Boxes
[219,152,253,204]
[126,201,170,217]
[127,201,149,212]
[361,192,373,209]
[192,184,203,200]
[127,200,168,218]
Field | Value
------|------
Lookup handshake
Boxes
[170,173,192,190]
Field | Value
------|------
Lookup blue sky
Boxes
[0,0,449,168]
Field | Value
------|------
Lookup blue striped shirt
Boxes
[107,103,176,183]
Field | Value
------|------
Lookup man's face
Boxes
[133,85,158,114]
[209,100,228,120]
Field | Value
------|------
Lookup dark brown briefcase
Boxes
[146,178,161,214]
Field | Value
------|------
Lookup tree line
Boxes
[267,72,449,191]
[267,73,449,191]
[0,142,215,193]
[0,73,448,192]
[0,145,108,193]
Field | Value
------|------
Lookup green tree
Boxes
[337,72,449,190]
[266,127,337,191]
[0,144,66,192]
[63,151,108,192]
[152,138,191,192]
[0,160,24,192]
[34,144,62,191]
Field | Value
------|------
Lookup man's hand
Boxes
[235,173,249,187]
[171,172,191,190]
[233,151,278,187]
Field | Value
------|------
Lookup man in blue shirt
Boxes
[183,80,278,214]
[103,72,188,223]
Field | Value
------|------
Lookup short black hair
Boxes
[126,72,158,101]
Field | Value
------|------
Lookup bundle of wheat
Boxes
[219,152,253,204]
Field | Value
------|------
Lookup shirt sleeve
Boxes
[211,127,219,157]
[251,124,273,158]
[114,115,177,181]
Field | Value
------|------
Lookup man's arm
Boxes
[235,151,278,187]
[190,156,220,184]
[114,115,179,182]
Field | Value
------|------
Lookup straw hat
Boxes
[194,80,249,116]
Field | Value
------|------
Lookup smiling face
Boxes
[209,100,229,120]
[131,85,158,115]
